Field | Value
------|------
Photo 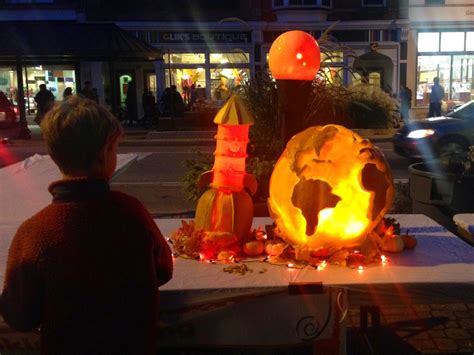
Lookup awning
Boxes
[0,21,162,61]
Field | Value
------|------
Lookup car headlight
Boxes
[407,129,435,139]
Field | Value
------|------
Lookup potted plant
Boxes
[408,146,474,232]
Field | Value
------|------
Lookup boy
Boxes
[1,96,173,354]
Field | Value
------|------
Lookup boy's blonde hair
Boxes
[41,95,123,176]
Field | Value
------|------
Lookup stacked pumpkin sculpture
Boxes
[193,95,258,259]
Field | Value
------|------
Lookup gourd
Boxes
[382,235,405,253]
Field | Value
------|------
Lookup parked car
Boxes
[0,95,19,128]
[393,100,474,160]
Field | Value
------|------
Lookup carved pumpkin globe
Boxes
[268,125,394,250]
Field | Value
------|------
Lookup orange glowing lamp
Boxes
[268,30,321,143]
[194,96,257,243]
[268,30,321,81]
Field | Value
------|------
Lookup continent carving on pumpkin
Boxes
[291,178,341,236]
[361,163,388,220]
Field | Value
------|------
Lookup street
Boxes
[1,125,411,217]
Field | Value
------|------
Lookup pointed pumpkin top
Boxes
[213,95,254,125]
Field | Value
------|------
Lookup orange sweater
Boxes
[1,178,173,355]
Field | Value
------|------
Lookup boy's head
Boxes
[41,96,123,179]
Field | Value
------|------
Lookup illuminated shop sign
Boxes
[159,31,251,43]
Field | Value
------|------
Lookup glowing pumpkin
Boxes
[268,125,393,250]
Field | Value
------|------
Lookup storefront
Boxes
[0,63,77,112]
[415,31,474,106]
[123,29,254,104]
[407,3,474,110]
[163,51,250,103]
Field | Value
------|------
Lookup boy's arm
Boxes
[145,217,173,286]
[1,227,43,331]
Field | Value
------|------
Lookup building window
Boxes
[209,52,250,64]
[0,67,18,107]
[418,32,440,52]
[23,65,76,113]
[440,32,465,52]
[416,56,451,105]
[416,31,474,106]
[165,68,206,105]
[361,0,385,6]
[321,51,344,63]
[425,0,445,4]
[210,68,249,101]
[164,53,205,64]
[467,32,474,51]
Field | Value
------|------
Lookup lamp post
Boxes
[15,59,31,140]
[268,30,320,143]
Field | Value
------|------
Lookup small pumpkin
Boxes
[382,235,404,253]
[243,240,265,256]
[402,235,417,249]
[264,240,287,257]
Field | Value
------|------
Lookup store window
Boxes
[352,72,381,86]
[164,53,205,64]
[145,73,157,95]
[210,68,249,101]
[165,68,206,105]
[416,56,450,105]
[418,33,439,52]
[23,65,76,113]
[466,32,474,51]
[320,51,344,84]
[416,31,474,105]
[440,32,464,52]
[210,52,250,64]
[451,56,473,102]
[0,67,18,106]
[319,67,343,84]
[321,51,344,63]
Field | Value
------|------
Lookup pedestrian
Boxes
[78,81,98,102]
[34,84,55,125]
[62,87,73,100]
[170,84,184,117]
[428,77,445,117]
[160,87,171,116]
[399,85,412,124]
[1,96,173,355]
[142,86,157,128]
[189,83,197,109]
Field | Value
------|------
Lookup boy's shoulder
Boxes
[108,190,154,222]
